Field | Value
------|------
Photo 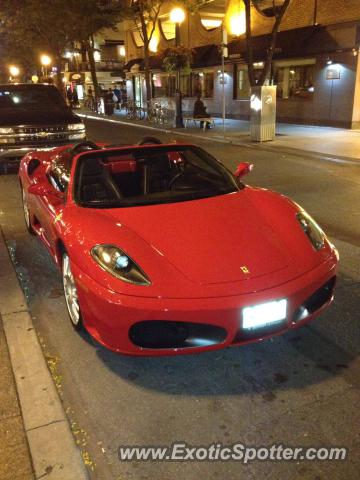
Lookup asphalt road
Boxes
[1,119,360,480]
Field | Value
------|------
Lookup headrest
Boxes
[82,158,103,176]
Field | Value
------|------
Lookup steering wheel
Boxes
[137,136,163,145]
[71,141,101,154]
[168,172,195,191]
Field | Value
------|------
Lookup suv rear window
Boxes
[0,86,66,109]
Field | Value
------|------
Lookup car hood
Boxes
[0,107,79,126]
[64,188,333,298]
[103,191,291,285]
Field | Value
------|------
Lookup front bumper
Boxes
[0,146,55,161]
[0,132,86,163]
[72,252,338,356]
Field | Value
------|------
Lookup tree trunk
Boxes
[143,41,152,102]
[139,14,152,103]
[245,0,291,87]
[87,36,101,99]
[244,0,256,87]
[55,55,64,96]
[258,0,291,86]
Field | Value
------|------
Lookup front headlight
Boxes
[91,245,151,286]
[296,211,325,251]
[0,127,14,134]
[68,123,85,131]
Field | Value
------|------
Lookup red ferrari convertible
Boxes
[19,139,338,356]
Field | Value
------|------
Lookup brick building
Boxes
[124,0,360,128]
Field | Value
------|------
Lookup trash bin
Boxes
[250,86,277,142]
[104,97,114,116]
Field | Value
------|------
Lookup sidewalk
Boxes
[0,228,88,480]
[79,108,360,162]
[0,315,34,480]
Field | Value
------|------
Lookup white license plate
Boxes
[242,299,287,330]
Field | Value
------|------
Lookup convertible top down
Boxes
[19,139,338,355]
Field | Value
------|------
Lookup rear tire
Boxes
[62,252,83,331]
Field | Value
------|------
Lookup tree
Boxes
[0,0,124,96]
[127,0,166,102]
[0,28,38,82]
[244,0,292,86]
[68,0,125,99]
[126,1,205,102]
[0,0,79,92]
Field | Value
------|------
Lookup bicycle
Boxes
[84,95,102,114]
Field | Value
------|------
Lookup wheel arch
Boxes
[56,239,67,270]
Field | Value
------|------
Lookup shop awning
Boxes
[125,44,222,73]
[192,44,222,68]
[228,24,357,62]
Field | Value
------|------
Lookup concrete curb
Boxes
[78,112,360,166]
[0,227,88,480]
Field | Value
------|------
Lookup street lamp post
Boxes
[170,7,185,128]
[40,54,51,78]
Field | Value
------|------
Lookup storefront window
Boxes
[273,60,315,99]
[236,68,251,99]
[180,74,191,97]
[152,72,214,99]
[192,72,214,98]
[152,74,167,97]
[152,74,176,98]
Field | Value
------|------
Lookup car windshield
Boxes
[75,145,240,208]
[0,85,66,109]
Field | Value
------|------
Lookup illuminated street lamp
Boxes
[40,54,51,77]
[225,0,246,37]
[170,7,185,25]
[170,6,185,128]
[9,65,20,79]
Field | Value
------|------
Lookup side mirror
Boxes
[234,162,253,179]
[28,182,64,201]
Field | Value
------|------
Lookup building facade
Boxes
[124,0,360,128]
[64,26,126,99]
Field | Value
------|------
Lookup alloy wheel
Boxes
[62,253,82,329]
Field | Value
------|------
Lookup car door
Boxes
[33,156,71,257]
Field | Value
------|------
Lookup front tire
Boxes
[21,186,34,234]
[62,253,83,331]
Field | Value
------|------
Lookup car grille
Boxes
[13,125,70,145]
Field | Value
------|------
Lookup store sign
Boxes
[130,63,141,74]
[326,67,341,80]
[70,72,85,83]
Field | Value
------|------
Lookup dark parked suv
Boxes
[0,83,86,171]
